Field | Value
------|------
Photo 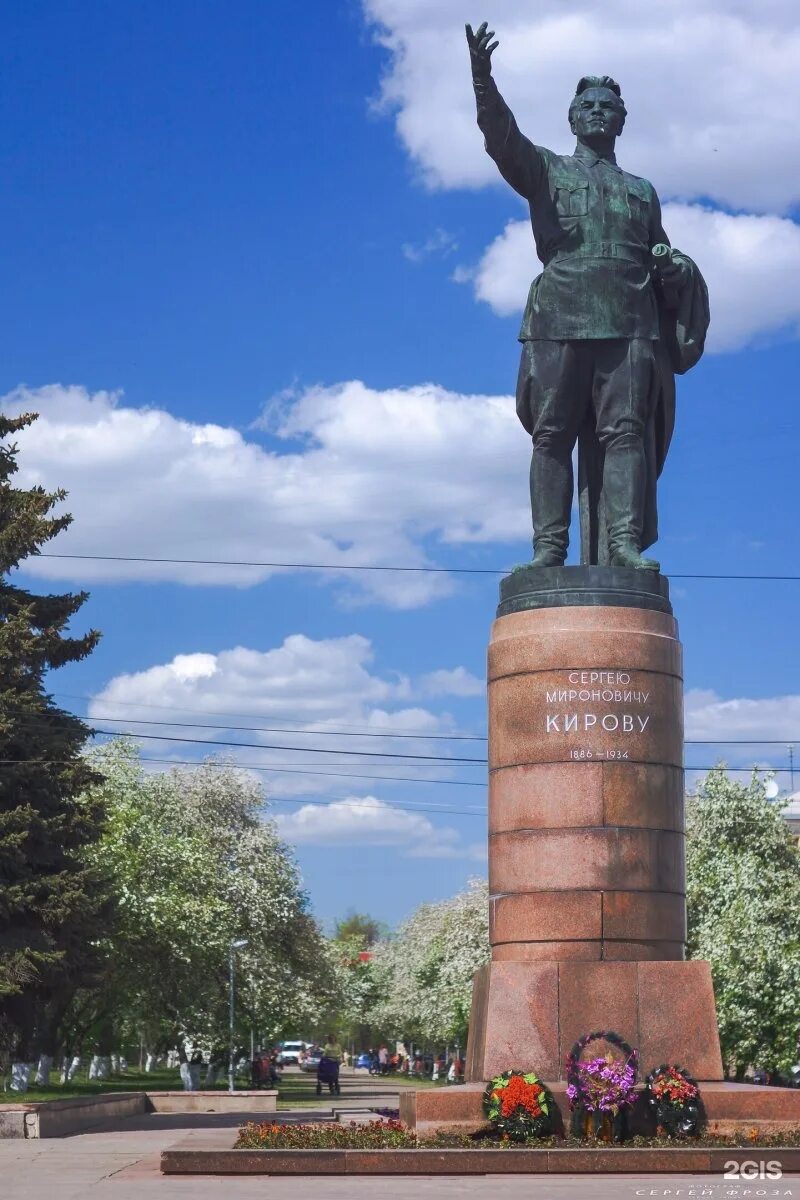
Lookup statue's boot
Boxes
[603,437,660,572]
[610,544,660,571]
[529,443,570,568]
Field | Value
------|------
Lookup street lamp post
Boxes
[228,939,248,1094]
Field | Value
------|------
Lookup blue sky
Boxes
[2,0,799,928]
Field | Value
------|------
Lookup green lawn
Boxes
[1,1065,452,1106]
[0,1066,237,1104]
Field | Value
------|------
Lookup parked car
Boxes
[355,1052,373,1070]
[299,1049,322,1073]
[278,1040,307,1066]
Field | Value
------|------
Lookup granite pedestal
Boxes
[466,567,722,1082]
[401,568,800,1132]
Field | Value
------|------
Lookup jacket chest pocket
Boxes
[554,177,589,218]
[627,181,650,226]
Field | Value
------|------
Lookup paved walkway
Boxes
[6,1128,782,1200]
[4,1124,799,1200]
[2,1074,798,1199]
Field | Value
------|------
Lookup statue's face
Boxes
[570,87,625,139]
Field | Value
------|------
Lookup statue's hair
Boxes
[575,75,623,99]
[569,75,627,130]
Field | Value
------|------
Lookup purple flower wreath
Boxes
[565,1031,639,1138]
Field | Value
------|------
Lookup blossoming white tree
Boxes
[64,741,339,1083]
[369,878,489,1045]
[686,767,800,1077]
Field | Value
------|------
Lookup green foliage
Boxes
[333,911,386,949]
[0,412,103,1060]
[77,740,341,1054]
[686,767,800,1075]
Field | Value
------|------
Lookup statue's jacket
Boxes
[474,73,710,552]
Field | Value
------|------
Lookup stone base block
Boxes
[465,959,723,1082]
[400,1081,800,1139]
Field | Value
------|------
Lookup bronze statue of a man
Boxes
[466,22,709,570]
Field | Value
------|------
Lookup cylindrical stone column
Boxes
[488,567,685,963]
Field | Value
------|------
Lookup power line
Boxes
[50,711,488,743]
[14,702,799,748]
[0,759,486,817]
[12,710,800,758]
[53,693,487,741]
[39,553,497,574]
[87,726,488,764]
[30,753,488,789]
[0,757,792,815]
[0,752,792,778]
[34,552,800,581]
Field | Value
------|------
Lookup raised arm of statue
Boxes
[466,22,545,199]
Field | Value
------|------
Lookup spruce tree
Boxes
[0,411,104,1066]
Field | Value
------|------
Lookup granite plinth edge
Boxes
[498,565,672,618]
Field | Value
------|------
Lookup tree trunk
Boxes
[205,1062,220,1086]
[89,1055,110,1081]
[179,1062,198,1092]
[35,1054,53,1087]
[10,1063,31,1093]
[145,1053,156,1073]
[61,1056,82,1084]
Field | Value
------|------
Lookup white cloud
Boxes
[3,383,530,603]
[402,227,458,263]
[275,795,485,859]
[464,206,800,353]
[419,667,483,698]
[89,633,485,800]
[363,0,800,213]
[685,689,800,743]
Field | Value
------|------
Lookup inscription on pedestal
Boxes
[488,660,681,769]
[545,670,651,759]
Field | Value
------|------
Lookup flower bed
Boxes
[237,1120,416,1149]
[235,1120,800,1151]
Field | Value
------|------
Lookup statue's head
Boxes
[568,76,626,141]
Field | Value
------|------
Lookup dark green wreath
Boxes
[644,1064,703,1138]
[483,1070,556,1142]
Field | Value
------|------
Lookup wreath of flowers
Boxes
[645,1064,702,1137]
[483,1070,556,1141]
[565,1031,639,1115]
[645,1064,699,1108]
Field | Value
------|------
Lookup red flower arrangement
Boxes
[483,1070,555,1141]
[649,1070,698,1106]
[645,1065,703,1138]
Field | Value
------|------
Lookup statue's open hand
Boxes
[466,22,498,79]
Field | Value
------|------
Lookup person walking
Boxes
[318,1033,342,1097]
